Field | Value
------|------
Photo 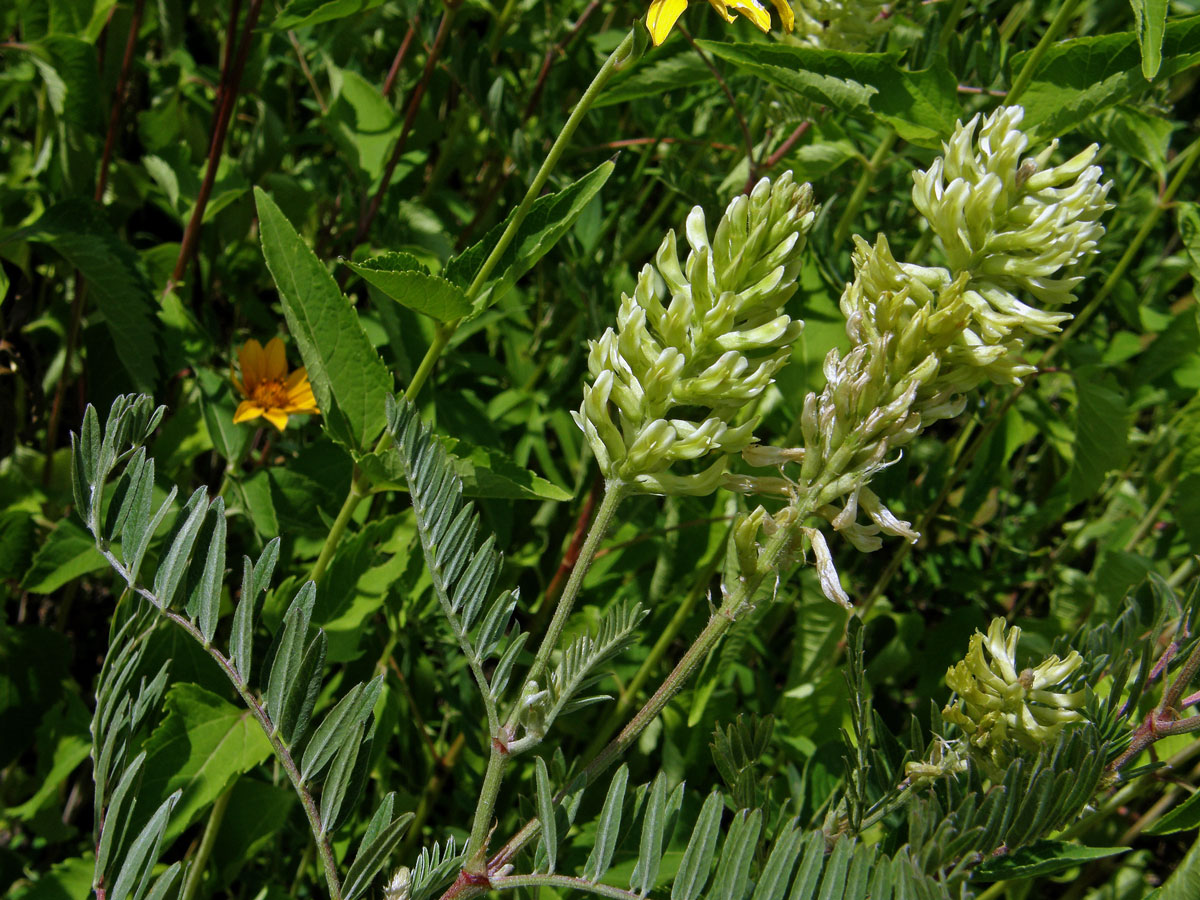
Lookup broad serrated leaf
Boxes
[255,187,391,452]
[346,252,471,321]
[445,161,615,310]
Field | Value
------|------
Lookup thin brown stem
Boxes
[382,18,419,98]
[287,30,327,114]
[678,26,755,187]
[762,121,811,171]
[165,0,263,296]
[356,5,458,245]
[521,0,600,122]
[96,0,145,202]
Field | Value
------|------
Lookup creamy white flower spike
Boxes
[575,173,816,495]
[729,107,1111,603]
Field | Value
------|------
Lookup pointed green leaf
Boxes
[255,187,392,452]
[265,582,318,725]
[445,161,615,310]
[535,756,557,874]
[152,488,209,608]
[631,773,669,896]
[711,809,763,900]
[301,675,385,783]
[319,720,363,833]
[346,252,471,322]
[584,764,629,882]
[974,840,1128,881]
[343,812,415,900]
[195,497,226,643]
[108,790,181,900]
[672,791,724,900]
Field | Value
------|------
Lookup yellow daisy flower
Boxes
[646,0,794,46]
[231,337,319,432]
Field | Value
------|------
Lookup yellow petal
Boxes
[262,409,290,432]
[231,371,246,399]
[768,0,793,31]
[705,0,736,23]
[726,0,771,32]
[233,400,264,424]
[647,0,689,45]
[263,337,288,381]
[238,339,265,390]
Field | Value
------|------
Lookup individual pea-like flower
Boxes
[904,736,969,789]
[788,0,894,51]
[942,618,1086,777]
[231,337,320,431]
[646,0,794,47]
[575,173,816,495]
[727,107,1111,600]
[383,867,411,900]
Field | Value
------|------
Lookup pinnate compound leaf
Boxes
[343,811,415,900]
[255,187,392,453]
[974,840,1128,881]
[445,161,615,310]
[8,199,160,393]
[346,252,470,322]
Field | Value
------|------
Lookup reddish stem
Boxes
[382,18,419,98]
[356,6,457,245]
[165,0,263,297]
[521,0,600,122]
[761,121,811,171]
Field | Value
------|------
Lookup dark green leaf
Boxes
[585,764,629,882]
[343,811,415,900]
[346,252,470,321]
[445,161,615,310]
[974,841,1127,880]
[255,187,392,452]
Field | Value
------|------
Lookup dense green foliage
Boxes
[4,2,1200,900]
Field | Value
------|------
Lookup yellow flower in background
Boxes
[231,337,319,431]
[646,0,794,46]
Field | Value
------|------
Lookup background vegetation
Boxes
[3,1,1200,899]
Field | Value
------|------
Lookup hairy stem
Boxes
[100,551,343,900]
[492,874,643,900]
[464,745,510,874]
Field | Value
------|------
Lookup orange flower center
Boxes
[250,379,291,409]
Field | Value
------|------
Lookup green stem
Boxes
[1049,131,1200,361]
[515,480,629,706]
[936,0,969,54]
[464,745,511,874]
[180,783,234,900]
[308,468,367,583]
[1006,0,1081,105]
[307,30,638,579]
[583,537,724,759]
[831,131,898,253]
[465,28,638,303]
[492,874,641,900]
[486,518,800,876]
